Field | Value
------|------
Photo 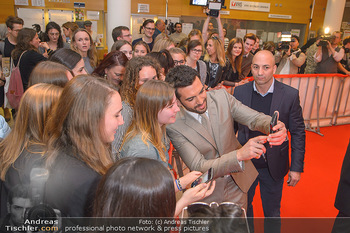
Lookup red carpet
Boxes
[251,124,350,232]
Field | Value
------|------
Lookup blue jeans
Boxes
[247,168,284,233]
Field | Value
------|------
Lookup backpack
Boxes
[6,51,25,110]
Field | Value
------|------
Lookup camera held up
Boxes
[206,0,226,17]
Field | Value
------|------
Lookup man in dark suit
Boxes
[166,65,288,211]
[332,140,350,233]
[234,50,305,233]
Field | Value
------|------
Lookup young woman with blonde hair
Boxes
[152,38,175,52]
[203,36,228,89]
[43,75,124,217]
[71,28,97,74]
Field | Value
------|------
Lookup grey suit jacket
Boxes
[167,89,272,194]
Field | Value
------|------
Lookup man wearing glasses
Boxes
[132,19,155,51]
[112,26,132,43]
[0,16,24,61]
[0,16,24,122]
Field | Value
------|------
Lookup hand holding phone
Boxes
[270,111,279,134]
[191,168,214,188]
[261,111,279,161]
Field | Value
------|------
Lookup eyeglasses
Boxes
[174,60,185,65]
[144,27,155,31]
[123,34,132,38]
[191,49,203,54]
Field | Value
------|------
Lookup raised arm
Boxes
[216,12,225,43]
[202,15,210,44]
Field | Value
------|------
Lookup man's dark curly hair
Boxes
[165,65,200,99]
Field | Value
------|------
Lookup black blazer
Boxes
[233,80,305,180]
[44,150,101,217]
[334,140,350,216]
[204,60,229,88]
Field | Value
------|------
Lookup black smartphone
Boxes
[191,168,214,188]
[270,111,279,134]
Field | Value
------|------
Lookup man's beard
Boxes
[178,98,207,114]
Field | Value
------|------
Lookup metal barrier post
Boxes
[333,78,345,125]
[305,77,324,136]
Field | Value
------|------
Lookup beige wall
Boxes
[2,0,328,42]
[131,0,328,39]
[0,1,15,23]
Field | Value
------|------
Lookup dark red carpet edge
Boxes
[251,124,350,233]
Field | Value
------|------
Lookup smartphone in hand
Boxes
[191,168,214,188]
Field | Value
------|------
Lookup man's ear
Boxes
[273,64,277,74]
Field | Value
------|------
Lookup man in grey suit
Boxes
[165,66,287,210]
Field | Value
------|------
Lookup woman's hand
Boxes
[174,181,216,217]
[40,42,50,50]
[179,171,202,190]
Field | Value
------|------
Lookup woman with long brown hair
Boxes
[43,75,123,217]
[121,80,179,167]
[0,84,62,215]
[11,28,47,91]
[40,21,69,57]
[92,50,128,88]
[223,37,244,87]
[120,80,215,215]
[111,40,133,60]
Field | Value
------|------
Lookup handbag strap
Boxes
[17,50,27,67]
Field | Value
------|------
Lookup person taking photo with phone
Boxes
[120,80,215,206]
